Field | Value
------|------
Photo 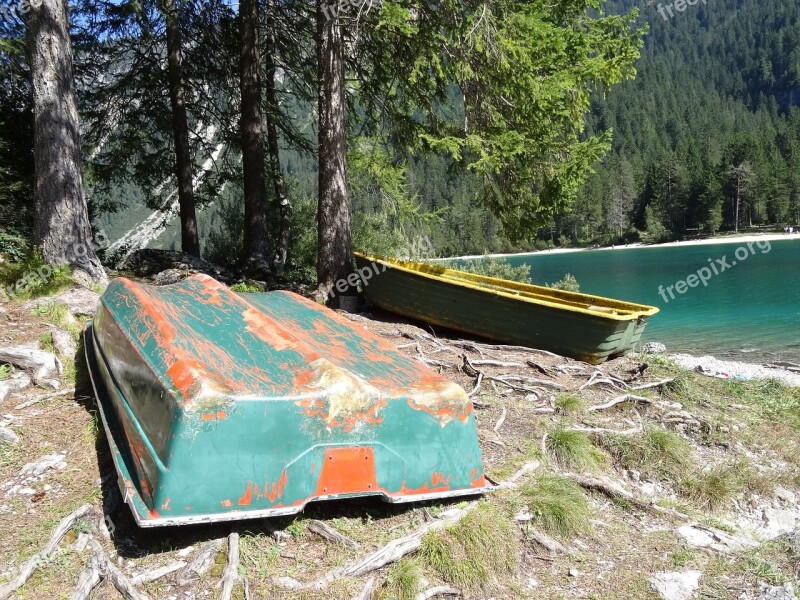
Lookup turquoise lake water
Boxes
[469,238,800,363]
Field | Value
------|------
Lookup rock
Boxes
[23,285,100,316]
[677,524,757,554]
[739,583,798,600]
[642,342,667,354]
[120,249,236,284]
[0,373,32,405]
[779,529,800,555]
[50,328,77,357]
[758,508,798,539]
[650,571,702,600]
[20,453,67,478]
[151,269,188,286]
[0,426,19,444]
[0,346,59,384]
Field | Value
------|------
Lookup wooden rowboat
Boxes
[353,253,659,364]
[85,274,486,527]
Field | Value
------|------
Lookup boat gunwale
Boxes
[354,252,660,321]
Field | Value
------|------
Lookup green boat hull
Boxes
[354,254,659,364]
[85,275,486,527]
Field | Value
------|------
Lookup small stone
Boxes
[568,568,581,577]
[0,426,19,444]
[650,570,702,600]
[50,328,77,358]
[18,488,36,495]
[0,373,32,405]
[642,342,667,355]
[739,582,798,600]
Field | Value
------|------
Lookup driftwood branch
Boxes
[217,532,240,600]
[586,394,653,413]
[493,406,507,433]
[355,577,377,600]
[131,561,186,585]
[633,379,675,391]
[415,586,461,599]
[0,504,92,600]
[176,539,224,586]
[308,520,359,548]
[14,387,76,410]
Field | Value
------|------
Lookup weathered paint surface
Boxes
[86,274,486,527]
[353,253,659,365]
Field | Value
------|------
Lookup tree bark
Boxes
[265,0,291,275]
[240,0,269,274]
[316,0,352,303]
[25,0,106,283]
[159,0,200,257]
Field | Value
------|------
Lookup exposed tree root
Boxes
[565,473,689,521]
[415,585,461,599]
[217,532,240,600]
[309,519,359,548]
[0,504,92,600]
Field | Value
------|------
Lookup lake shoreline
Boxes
[668,353,800,388]
[443,232,800,261]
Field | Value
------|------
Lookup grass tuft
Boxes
[519,474,590,537]
[230,282,264,293]
[598,427,692,480]
[546,427,607,471]
[554,394,584,415]
[680,465,743,511]
[419,502,518,592]
[0,363,11,380]
[381,559,421,600]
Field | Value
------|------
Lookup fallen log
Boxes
[415,586,461,599]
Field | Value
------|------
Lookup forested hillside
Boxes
[561,0,800,245]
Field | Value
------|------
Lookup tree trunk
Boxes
[266,0,291,275]
[159,0,200,257]
[25,0,106,283]
[316,0,352,303]
[240,0,269,274]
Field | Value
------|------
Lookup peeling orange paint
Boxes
[237,482,254,506]
[221,499,233,508]
[266,470,288,503]
[161,497,171,511]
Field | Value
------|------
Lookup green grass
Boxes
[554,394,584,415]
[230,282,264,293]
[39,332,54,353]
[0,251,74,300]
[33,302,79,336]
[518,474,590,537]
[546,427,607,471]
[419,502,518,593]
[598,427,692,480]
[380,559,421,600]
[680,465,744,511]
[0,363,11,380]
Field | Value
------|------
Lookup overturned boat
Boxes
[85,274,486,527]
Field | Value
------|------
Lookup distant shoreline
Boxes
[442,232,800,261]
